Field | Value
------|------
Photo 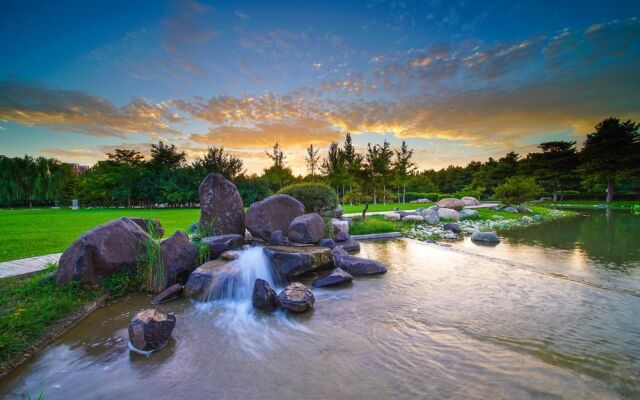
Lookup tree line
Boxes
[0,117,638,208]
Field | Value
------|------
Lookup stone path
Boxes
[0,253,61,279]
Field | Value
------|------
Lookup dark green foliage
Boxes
[99,269,140,298]
[493,176,542,205]
[278,183,339,217]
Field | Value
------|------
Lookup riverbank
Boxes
[537,200,638,210]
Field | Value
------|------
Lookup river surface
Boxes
[1,209,639,399]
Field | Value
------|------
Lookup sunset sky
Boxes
[1,0,639,174]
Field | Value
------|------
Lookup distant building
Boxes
[67,163,89,175]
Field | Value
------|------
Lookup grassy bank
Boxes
[0,265,103,372]
[537,200,638,210]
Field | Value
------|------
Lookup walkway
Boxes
[0,253,61,279]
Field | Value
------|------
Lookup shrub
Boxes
[403,192,430,202]
[278,183,339,217]
[454,185,485,199]
[492,176,541,205]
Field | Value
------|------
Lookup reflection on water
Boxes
[2,223,640,399]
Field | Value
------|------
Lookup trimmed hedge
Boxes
[278,183,339,217]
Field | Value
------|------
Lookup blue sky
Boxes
[1,0,639,174]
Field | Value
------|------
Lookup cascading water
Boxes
[194,246,311,357]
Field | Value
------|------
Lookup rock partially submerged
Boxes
[199,173,245,236]
[252,279,277,312]
[312,268,353,288]
[151,283,183,304]
[57,217,150,286]
[264,246,333,280]
[245,194,305,241]
[128,309,176,352]
[470,231,501,243]
[184,260,238,301]
[331,247,387,276]
[335,238,360,253]
[276,282,315,312]
[288,213,325,244]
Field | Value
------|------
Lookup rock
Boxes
[459,209,479,219]
[318,238,337,249]
[220,250,239,260]
[470,231,501,243]
[335,204,344,218]
[521,216,533,223]
[461,196,481,206]
[437,207,460,221]
[312,268,353,288]
[437,198,465,211]
[424,213,439,225]
[331,247,387,276]
[128,309,176,352]
[130,218,165,238]
[516,206,533,214]
[442,231,459,240]
[402,215,424,222]
[201,234,244,259]
[336,238,360,252]
[276,282,315,313]
[252,279,277,311]
[412,198,432,203]
[463,227,480,235]
[384,212,401,221]
[443,223,462,234]
[151,283,183,304]
[334,230,350,242]
[288,213,325,244]
[397,211,416,217]
[331,219,349,235]
[270,230,285,246]
[503,206,518,213]
[187,222,199,234]
[245,194,305,241]
[161,231,197,286]
[199,173,245,236]
[533,214,543,221]
[57,217,150,286]
[184,260,237,301]
[264,246,333,280]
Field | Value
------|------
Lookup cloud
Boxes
[161,0,217,54]
[0,79,181,138]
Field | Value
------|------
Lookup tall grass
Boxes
[137,220,165,293]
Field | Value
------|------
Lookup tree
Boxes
[150,141,186,171]
[493,176,541,205]
[305,144,320,177]
[193,146,244,180]
[522,141,578,201]
[472,151,520,196]
[107,149,144,165]
[365,140,394,203]
[265,142,286,168]
[580,117,640,202]
[392,140,416,203]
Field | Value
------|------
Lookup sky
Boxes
[0,0,639,175]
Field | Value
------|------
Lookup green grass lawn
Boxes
[341,202,419,214]
[537,200,638,210]
[0,208,200,262]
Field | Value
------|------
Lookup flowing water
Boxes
[1,210,639,399]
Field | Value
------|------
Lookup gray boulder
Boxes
[161,230,197,286]
[312,268,353,288]
[335,238,360,252]
[57,217,150,286]
[201,234,244,259]
[130,218,165,238]
[270,230,285,246]
[437,198,465,211]
[437,207,460,221]
[443,223,462,234]
[319,238,337,248]
[184,260,237,301]
[461,196,480,206]
[288,213,325,244]
[128,309,176,352]
[470,231,501,243]
[151,283,183,305]
[264,246,333,280]
[252,279,277,312]
[459,208,479,219]
[331,247,387,276]
[245,194,305,241]
[276,282,315,313]
[199,173,245,236]
[334,230,349,242]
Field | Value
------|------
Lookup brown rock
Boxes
[245,194,304,241]
[287,213,325,244]
[437,197,465,211]
[276,282,315,313]
[128,309,176,352]
[161,231,197,286]
[199,173,245,236]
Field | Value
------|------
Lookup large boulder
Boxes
[459,208,479,219]
[288,213,325,244]
[437,207,460,221]
[443,223,462,234]
[264,246,333,280]
[334,230,349,242]
[276,282,315,313]
[437,198,465,211]
[128,309,176,352]
[331,219,349,235]
[245,194,305,241]
[199,173,245,236]
[470,231,501,243]
[184,260,237,301]
[335,239,360,253]
[461,197,480,207]
[57,217,149,286]
[201,234,244,259]
[161,231,197,285]
[252,279,277,312]
[312,268,353,288]
[416,207,439,225]
[130,218,165,238]
[384,212,401,221]
[331,247,387,276]
[402,215,424,222]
